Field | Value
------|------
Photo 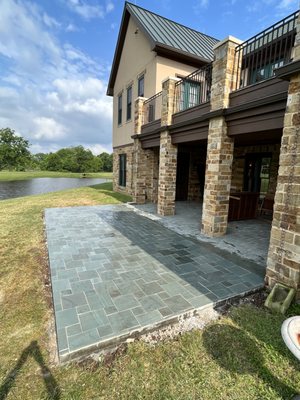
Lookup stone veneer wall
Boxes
[147,147,159,203]
[265,71,300,294]
[133,140,159,203]
[187,148,206,201]
[113,144,134,196]
[266,12,300,294]
[231,144,280,196]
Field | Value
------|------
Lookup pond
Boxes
[0,177,110,200]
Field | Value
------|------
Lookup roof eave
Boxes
[154,43,213,65]
[106,6,130,96]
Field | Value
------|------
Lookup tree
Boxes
[42,152,63,171]
[0,128,31,170]
[97,152,113,172]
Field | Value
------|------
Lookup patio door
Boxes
[176,152,190,201]
[243,153,271,195]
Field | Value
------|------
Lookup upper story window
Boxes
[126,85,132,121]
[117,94,122,125]
[138,75,144,97]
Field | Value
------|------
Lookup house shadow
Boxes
[202,322,298,398]
[0,341,60,400]
[97,209,264,305]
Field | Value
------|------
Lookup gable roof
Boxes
[107,2,219,96]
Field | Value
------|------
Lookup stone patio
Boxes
[130,201,271,265]
[45,204,264,362]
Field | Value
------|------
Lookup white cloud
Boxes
[42,13,61,28]
[65,0,114,20]
[194,0,210,9]
[277,0,298,9]
[0,0,113,154]
[106,1,114,13]
[66,23,79,32]
[33,117,67,140]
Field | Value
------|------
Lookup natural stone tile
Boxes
[113,295,140,311]
[108,310,139,333]
[67,323,82,336]
[164,295,192,314]
[68,329,101,352]
[56,308,79,329]
[62,292,87,310]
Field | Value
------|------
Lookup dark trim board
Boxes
[229,77,289,107]
[113,143,134,150]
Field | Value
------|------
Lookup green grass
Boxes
[0,183,299,399]
[0,170,113,181]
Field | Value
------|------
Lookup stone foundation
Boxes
[133,140,159,204]
[113,144,134,196]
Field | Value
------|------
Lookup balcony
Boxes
[174,64,212,114]
[233,10,299,91]
[142,91,162,125]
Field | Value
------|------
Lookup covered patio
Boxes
[130,201,272,266]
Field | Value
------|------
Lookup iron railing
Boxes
[174,64,212,113]
[233,10,299,90]
[143,91,162,125]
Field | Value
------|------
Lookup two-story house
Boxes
[107,3,300,297]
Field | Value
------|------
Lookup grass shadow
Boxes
[229,305,300,368]
[0,341,60,400]
[89,182,132,203]
[202,323,297,399]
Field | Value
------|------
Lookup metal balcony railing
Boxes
[143,91,162,124]
[174,64,212,113]
[234,10,299,90]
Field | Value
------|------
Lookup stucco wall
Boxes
[112,18,201,148]
[113,18,156,148]
[155,56,197,92]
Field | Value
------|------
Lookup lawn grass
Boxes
[0,183,299,399]
[0,170,113,181]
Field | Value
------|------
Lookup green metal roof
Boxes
[126,2,218,62]
[107,2,219,96]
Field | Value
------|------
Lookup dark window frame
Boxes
[126,86,132,121]
[117,93,122,125]
[138,75,144,97]
[119,154,126,187]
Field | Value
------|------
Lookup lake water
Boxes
[0,177,109,200]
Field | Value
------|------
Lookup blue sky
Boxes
[0,0,298,154]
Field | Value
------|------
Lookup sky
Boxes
[0,0,298,155]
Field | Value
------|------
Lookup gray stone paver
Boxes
[45,204,264,362]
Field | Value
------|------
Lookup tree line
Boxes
[0,128,113,173]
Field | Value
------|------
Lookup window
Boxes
[250,59,284,84]
[119,154,126,187]
[138,75,144,97]
[117,94,122,125]
[126,86,132,121]
[179,80,201,111]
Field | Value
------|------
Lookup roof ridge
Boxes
[125,1,219,42]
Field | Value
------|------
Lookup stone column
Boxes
[201,36,242,237]
[133,97,147,204]
[157,77,179,216]
[266,14,300,294]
